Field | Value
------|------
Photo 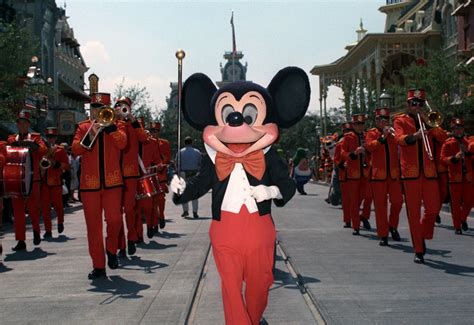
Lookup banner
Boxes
[58,111,76,135]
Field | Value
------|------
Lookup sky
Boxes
[66,0,386,116]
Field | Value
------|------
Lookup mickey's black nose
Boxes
[226,112,244,127]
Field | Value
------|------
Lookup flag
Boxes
[230,11,237,55]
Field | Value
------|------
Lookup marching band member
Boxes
[440,118,473,234]
[72,93,127,279]
[136,122,162,238]
[340,114,370,235]
[432,125,449,225]
[365,108,402,246]
[40,127,70,238]
[393,89,445,264]
[114,96,148,255]
[154,122,170,229]
[333,122,352,228]
[8,110,48,251]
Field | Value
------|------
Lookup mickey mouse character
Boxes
[171,67,310,324]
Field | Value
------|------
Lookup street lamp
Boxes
[379,89,393,109]
[315,125,321,156]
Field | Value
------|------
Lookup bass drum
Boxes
[3,146,33,198]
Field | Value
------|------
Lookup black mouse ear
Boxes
[182,73,217,131]
[267,67,310,128]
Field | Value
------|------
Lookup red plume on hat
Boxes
[407,89,426,101]
[90,92,111,107]
[46,127,58,136]
[450,117,464,127]
[115,96,132,108]
[17,110,31,122]
[375,108,390,118]
[351,114,366,123]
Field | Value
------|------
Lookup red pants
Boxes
[137,196,159,228]
[81,188,123,269]
[12,181,41,241]
[371,179,403,238]
[438,173,448,204]
[346,179,362,230]
[340,181,350,224]
[41,183,64,232]
[359,177,372,219]
[210,206,275,325]
[403,176,440,254]
[449,179,473,230]
[123,178,138,242]
[157,183,167,221]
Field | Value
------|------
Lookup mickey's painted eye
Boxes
[242,104,258,125]
[221,105,234,123]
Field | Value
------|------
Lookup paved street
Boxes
[0,182,473,324]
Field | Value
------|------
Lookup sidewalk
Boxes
[0,193,320,324]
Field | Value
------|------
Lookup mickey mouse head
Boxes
[182,67,311,158]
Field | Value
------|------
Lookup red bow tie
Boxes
[215,150,265,181]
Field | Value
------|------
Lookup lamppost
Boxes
[26,56,53,133]
[315,125,321,156]
[379,89,393,110]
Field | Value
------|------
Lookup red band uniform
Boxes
[340,114,370,233]
[333,123,351,227]
[155,123,170,226]
[115,97,148,252]
[393,89,445,262]
[136,123,162,237]
[41,127,70,236]
[440,118,473,233]
[365,108,403,244]
[72,93,127,277]
[8,111,48,249]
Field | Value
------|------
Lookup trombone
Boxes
[416,100,443,161]
[80,106,116,149]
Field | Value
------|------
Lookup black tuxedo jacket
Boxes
[173,147,296,221]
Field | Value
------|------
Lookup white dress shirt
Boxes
[205,143,270,214]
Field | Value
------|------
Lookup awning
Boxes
[58,76,90,102]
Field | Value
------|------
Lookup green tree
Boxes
[0,21,39,121]
[114,81,156,122]
[277,113,321,156]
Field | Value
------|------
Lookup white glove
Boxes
[249,185,282,203]
[170,175,186,194]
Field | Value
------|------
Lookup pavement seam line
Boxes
[185,241,212,325]
[276,239,327,325]
[137,219,206,325]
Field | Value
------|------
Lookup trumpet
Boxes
[115,103,132,120]
[383,126,395,137]
[80,106,116,149]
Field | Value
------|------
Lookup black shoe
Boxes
[352,229,360,236]
[107,251,119,269]
[58,223,64,234]
[300,191,307,195]
[88,268,107,280]
[127,241,136,255]
[361,218,371,230]
[43,231,52,239]
[343,222,351,228]
[153,226,159,234]
[379,237,389,246]
[159,218,166,229]
[33,231,41,246]
[455,229,462,235]
[118,249,127,258]
[193,212,199,219]
[324,198,330,204]
[147,227,154,239]
[435,215,441,224]
[461,221,468,231]
[389,227,401,241]
[12,240,26,251]
[414,253,425,264]
[259,318,268,325]
[181,211,189,218]
[422,239,426,256]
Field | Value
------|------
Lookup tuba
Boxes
[80,106,115,149]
